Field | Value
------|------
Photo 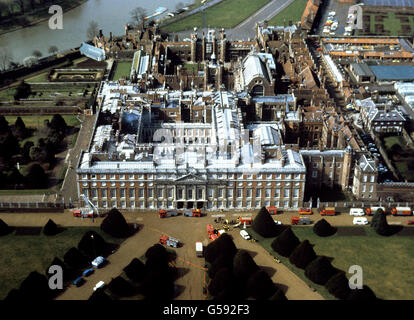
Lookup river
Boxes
[0,0,190,64]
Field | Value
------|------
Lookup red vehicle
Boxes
[72,208,97,218]
[320,207,336,216]
[266,206,278,215]
[209,233,218,241]
[207,224,214,235]
[298,208,312,215]
[365,207,385,216]
[391,207,412,216]
[407,220,414,225]
[291,216,312,225]
[159,235,180,248]
[238,216,252,225]
[159,209,179,218]
[184,209,201,217]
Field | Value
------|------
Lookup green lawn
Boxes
[382,135,414,181]
[162,0,271,32]
[112,61,132,81]
[268,0,307,26]
[0,226,125,300]
[25,72,49,83]
[250,226,414,300]
[360,12,414,36]
[5,115,81,129]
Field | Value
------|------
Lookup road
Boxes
[173,0,296,41]
[58,113,97,204]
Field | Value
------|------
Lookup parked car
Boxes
[93,281,105,291]
[83,268,94,277]
[350,208,365,216]
[273,220,282,225]
[240,229,251,240]
[73,277,85,287]
[353,217,369,225]
[92,256,106,268]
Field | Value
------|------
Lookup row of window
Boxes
[81,173,304,180]
[90,200,301,209]
[83,187,301,200]
[312,162,342,169]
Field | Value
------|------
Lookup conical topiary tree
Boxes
[204,233,237,264]
[208,268,235,298]
[246,270,276,300]
[313,218,336,237]
[289,239,317,269]
[371,209,389,236]
[141,270,175,300]
[305,256,338,285]
[271,226,300,257]
[63,247,89,270]
[252,207,283,238]
[208,253,234,279]
[108,276,136,297]
[0,218,12,236]
[20,271,52,300]
[89,288,112,301]
[46,257,74,282]
[325,271,352,300]
[43,218,59,236]
[347,285,377,300]
[100,208,130,238]
[78,230,108,258]
[269,288,288,301]
[123,258,146,282]
[233,249,260,281]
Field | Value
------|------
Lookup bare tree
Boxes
[130,7,147,27]
[0,47,12,71]
[175,2,184,10]
[86,20,99,40]
[32,50,43,58]
[48,45,58,54]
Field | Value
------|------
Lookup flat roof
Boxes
[369,65,414,81]
[364,0,414,6]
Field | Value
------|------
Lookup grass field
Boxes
[268,0,307,26]
[25,72,49,83]
[383,135,414,181]
[359,11,414,36]
[251,226,414,300]
[0,226,125,300]
[162,0,270,32]
[5,115,81,129]
[112,61,132,81]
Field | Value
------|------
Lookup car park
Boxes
[353,217,369,225]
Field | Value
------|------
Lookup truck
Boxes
[159,235,180,248]
[365,206,385,216]
[195,242,203,257]
[298,208,312,215]
[184,209,201,217]
[266,206,278,215]
[391,207,412,216]
[237,216,252,225]
[291,216,312,225]
[159,209,179,218]
[320,207,336,216]
[73,194,100,220]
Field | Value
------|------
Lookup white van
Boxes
[195,242,203,257]
[93,281,105,291]
[353,217,368,225]
[350,208,365,216]
[240,230,251,240]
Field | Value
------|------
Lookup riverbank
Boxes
[0,0,88,36]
